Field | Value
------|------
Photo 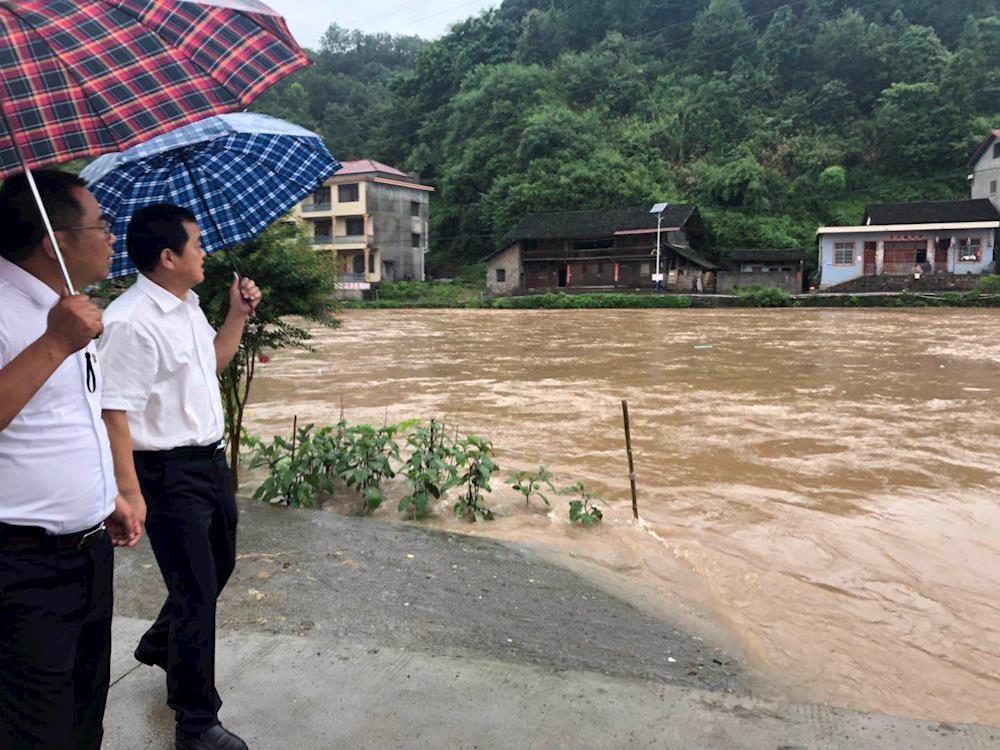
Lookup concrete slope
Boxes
[104,501,998,749]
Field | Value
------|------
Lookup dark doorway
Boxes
[863,242,876,276]
[936,239,949,270]
[558,265,568,287]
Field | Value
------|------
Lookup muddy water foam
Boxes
[246,308,1000,725]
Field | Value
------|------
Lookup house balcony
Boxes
[338,273,368,283]
[335,234,374,246]
[302,202,332,213]
[311,236,334,246]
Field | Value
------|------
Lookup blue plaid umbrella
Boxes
[80,112,340,278]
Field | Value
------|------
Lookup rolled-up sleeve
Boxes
[98,321,158,412]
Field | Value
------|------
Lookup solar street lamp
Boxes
[650,202,669,294]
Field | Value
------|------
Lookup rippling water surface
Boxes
[246,308,1000,725]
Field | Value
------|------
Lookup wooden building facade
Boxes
[485,206,716,293]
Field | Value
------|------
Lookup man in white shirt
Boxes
[98,204,260,750]
[0,170,141,750]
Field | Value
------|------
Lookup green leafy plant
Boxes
[244,424,333,508]
[453,436,497,522]
[398,419,461,519]
[560,482,606,525]
[507,465,556,508]
[339,423,402,514]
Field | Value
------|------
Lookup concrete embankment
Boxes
[105,501,998,749]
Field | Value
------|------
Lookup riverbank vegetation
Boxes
[251,1,1000,278]
[243,419,606,525]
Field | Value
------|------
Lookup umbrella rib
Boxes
[108,1,301,107]
[0,2,156,161]
[0,1,306,170]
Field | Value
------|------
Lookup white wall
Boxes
[818,229,996,287]
[971,146,1000,212]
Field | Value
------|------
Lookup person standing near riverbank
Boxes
[0,171,141,749]
[98,204,260,750]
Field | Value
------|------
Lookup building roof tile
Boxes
[504,205,697,242]
[862,199,1000,226]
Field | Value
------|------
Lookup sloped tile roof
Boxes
[504,205,697,242]
[726,248,804,263]
[334,159,410,178]
[968,130,1000,167]
[862,199,1000,225]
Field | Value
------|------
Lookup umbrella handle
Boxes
[0,103,76,295]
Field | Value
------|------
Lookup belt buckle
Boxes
[77,522,106,550]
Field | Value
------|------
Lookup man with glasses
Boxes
[0,170,141,749]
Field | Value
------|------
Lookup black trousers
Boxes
[0,534,113,749]
[134,450,238,737]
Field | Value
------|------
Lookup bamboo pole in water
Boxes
[622,400,639,519]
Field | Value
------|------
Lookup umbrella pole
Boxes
[177,150,243,278]
[0,103,76,294]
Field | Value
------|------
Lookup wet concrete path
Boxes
[104,501,999,748]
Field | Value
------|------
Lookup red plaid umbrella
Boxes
[0,0,307,292]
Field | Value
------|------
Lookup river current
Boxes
[245,308,1000,726]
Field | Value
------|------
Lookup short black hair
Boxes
[126,204,198,274]
[0,170,86,263]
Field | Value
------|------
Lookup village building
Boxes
[294,159,434,292]
[717,248,804,293]
[816,200,1000,288]
[485,205,716,294]
[969,129,1000,212]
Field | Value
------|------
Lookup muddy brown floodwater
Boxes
[246,308,1000,726]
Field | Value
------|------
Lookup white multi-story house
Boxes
[294,159,434,291]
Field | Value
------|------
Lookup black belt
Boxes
[135,440,227,462]
[0,521,107,552]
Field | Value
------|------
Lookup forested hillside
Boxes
[252,0,1000,278]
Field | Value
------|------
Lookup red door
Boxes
[863,242,877,275]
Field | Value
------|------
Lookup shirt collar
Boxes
[0,256,60,308]
[135,273,199,313]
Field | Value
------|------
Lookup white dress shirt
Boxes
[99,274,224,451]
[0,257,117,534]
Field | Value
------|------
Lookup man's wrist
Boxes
[38,331,76,362]
[227,306,250,323]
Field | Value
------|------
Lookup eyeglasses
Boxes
[55,221,113,237]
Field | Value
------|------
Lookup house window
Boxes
[410,201,421,217]
[313,219,332,241]
[412,232,421,248]
[338,183,359,202]
[991,180,997,195]
[369,253,376,273]
[345,217,365,236]
[496,268,506,283]
[993,143,1000,160]
[958,238,982,263]
[833,241,855,265]
[311,186,330,205]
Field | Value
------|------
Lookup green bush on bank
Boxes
[732,286,791,307]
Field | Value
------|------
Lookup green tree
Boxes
[688,0,756,73]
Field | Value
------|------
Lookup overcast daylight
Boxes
[265,0,500,48]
